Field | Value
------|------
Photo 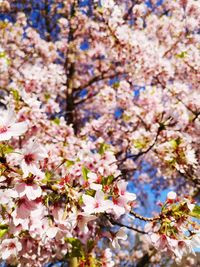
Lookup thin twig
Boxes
[108,216,148,234]
[130,210,160,222]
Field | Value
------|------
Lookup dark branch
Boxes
[75,71,127,92]
[114,124,163,165]
[108,216,148,234]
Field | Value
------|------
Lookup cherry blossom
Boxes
[101,248,115,267]
[0,0,199,266]
[19,139,48,178]
[0,109,27,141]
[116,180,136,202]
[0,238,22,260]
[76,213,96,233]
[167,191,177,200]
[110,228,128,250]
[15,182,42,201]
[82,190,113,214]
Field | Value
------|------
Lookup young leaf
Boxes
[82,166,89,181]
[190,205,200,219]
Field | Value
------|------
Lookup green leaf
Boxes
[169,139,177,149]
[0,144,14,161]
[42,171,52,184]
[0,52,6,58]
[65,238,84,258]
[112,82,120,89]
[0,144,14,155]
[82,166,89,181]
[190,205,200,219]
[0,165,7,175]
[88,256,101,267]
[78,195,83,205]
[44,192,61,206]
[0,224,8,230]
[0,229,8,238]
[99,143,109,155]
[85,189,95,197]
[87,239,95,252]
[65,160,74,168]
[44,93,51,100]
[176,51,187,59]
[0,224,8,238]
[52,118,60,125]
[102,175,114,186]
[11,89,20,102]
[169,138,181,149]
[133,140,144,149]
[66,237,79,244]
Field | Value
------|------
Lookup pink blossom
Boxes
[20,139,48,178]
[102,248,115,267]
[0,109,27,141]
[0,189,18,204]
[15,182,42,200]
[150,233,177,251]
[112,197,127,217]
[82,190,113,214]
[167,191,177,200]
[172,240,193,261]
[12,197,46,232]
[15,197,38,220]
[111,228,128,249]
[0,0,200,264]
[29,217,58,240]
[0,238,22,260]
[116,180,136,202]
[77,212,96,233]
[87,172,102,190]
[52,207,77,231]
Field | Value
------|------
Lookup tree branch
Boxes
[75,71,127,92]
[107,216,148,234]
[64,2,78,130]
[130,210,160,222]
[114,123,163,165]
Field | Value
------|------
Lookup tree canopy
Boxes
[0,0,199,266]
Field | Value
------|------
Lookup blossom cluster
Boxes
[0,0,199,266]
